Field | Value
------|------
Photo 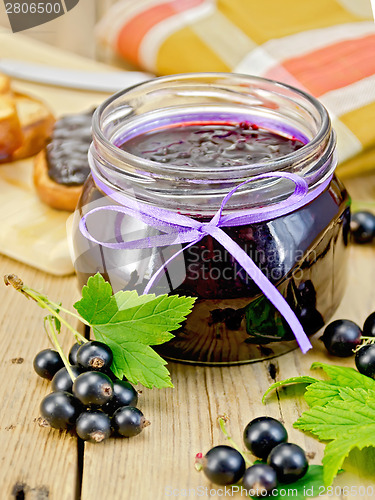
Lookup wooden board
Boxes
[0,264,80,499]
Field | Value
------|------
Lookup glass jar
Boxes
[71,73,350,365]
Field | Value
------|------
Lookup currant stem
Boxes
[46,317,76,382]
[217,416,253,467]
[43,318,56,349]
[44,299,90,327]
[21,284,87,344]
[354,337,375,352]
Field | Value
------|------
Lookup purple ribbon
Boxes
[80,171,332,353]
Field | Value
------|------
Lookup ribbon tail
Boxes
[209,227,312,353]
[143,238,203,295]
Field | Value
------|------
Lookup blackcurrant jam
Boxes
[121,122,304,168]
[71,74,350,364]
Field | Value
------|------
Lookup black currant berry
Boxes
[112,406,150,438]
[242,464,277,497]
[76,341,113,371]
[320,319,362,357]
[33,349,64,380]
[355,344,375,378]
[243,416,288,460]
[68,342,82,365]
[103,380,138,415]
[51,366,82,393]
[363,312,375,337]
[267,443,308,483]
[75,411,112,443]
[297,280,316,307]
[200,445,246,486]
[350,211,375,244]
[72,371,113,406]
[40,392,82,429]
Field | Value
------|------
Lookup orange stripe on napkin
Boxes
[279,34,375,96]
[117,0,205,66]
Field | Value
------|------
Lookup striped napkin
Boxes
[97,0,375,177]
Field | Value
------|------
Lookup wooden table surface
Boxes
[1,29,375,500]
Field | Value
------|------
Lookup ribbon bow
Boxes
[80,170,331,353]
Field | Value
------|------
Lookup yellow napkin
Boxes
[97,0,375,177]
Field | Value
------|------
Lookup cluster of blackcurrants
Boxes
[33,341,150,443]
[318,209,375,375]
[197,417,308,497]
[320,312,375,378]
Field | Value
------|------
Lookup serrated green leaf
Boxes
[311,362,375,390]
[74,273,195,389]
[295,387,375,439]
[304,382,342,407]
[94,331,173,388]
[92,293,196,346]
[294,387,375,486]
[114,289,156,309]
[322,429,375,487]
[262,376,318,403]
[339,386,374,405]
[264,361,375,487]
[74,273,117,324]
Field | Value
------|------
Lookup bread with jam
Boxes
[33,111,93,211]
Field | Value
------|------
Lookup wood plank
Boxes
[0,258,80,499]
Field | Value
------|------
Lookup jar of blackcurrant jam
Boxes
[71,73,350,365]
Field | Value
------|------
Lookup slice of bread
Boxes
[0,95,23,160]
[33,150,83,211]
[0,92,54,163]
[11,93,55,161]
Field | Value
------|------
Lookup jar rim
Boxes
[92,72,332,179]
[89,72,336,213]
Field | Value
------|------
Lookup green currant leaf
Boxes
[93,333,173,389]
[304,382,342,407]
[264,362,375,487]
[91,293,195,346]
[295,388,375,486]
[114,289,157,309]
[262,376,318,403]
[74,273,195,388]
[294,387,375,440]
[74,273,117,324]
[311,362,375,390]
